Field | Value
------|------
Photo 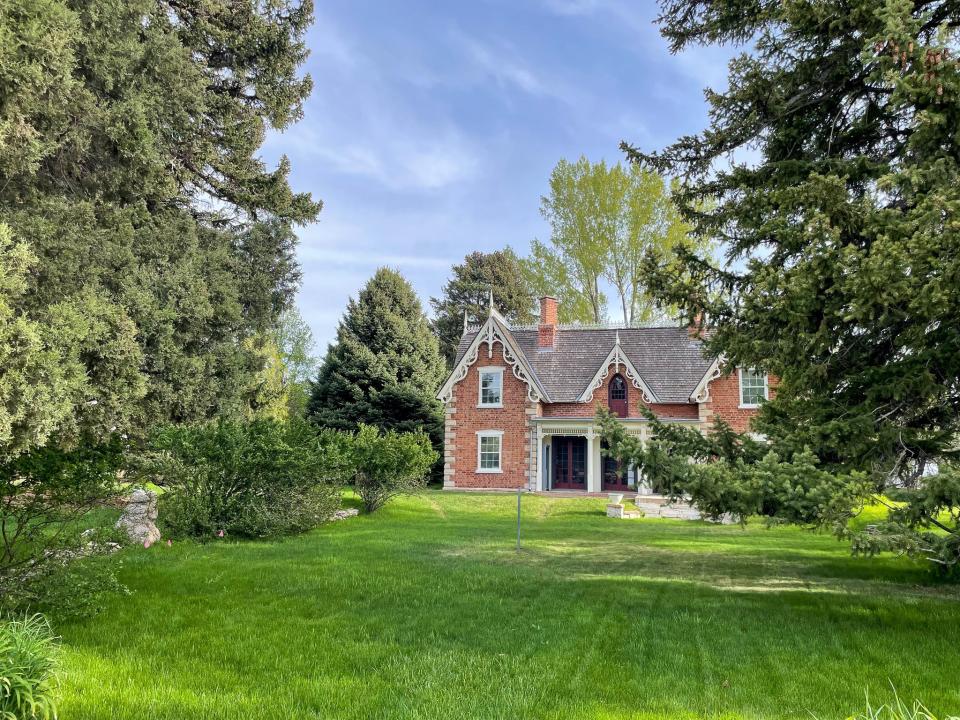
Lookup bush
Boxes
[148,419,351,539]
[0,615,59,720]
[0,439,126,615]
[351,424,438,512]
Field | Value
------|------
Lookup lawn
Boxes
[57,491,960,719]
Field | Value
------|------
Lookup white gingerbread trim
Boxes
[689,356,723,403]
[436,315,549,404]
[577,336,659,404]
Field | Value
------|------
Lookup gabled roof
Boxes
[437,310,551,404]
[450,324,716,404]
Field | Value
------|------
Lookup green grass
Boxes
[56,492,960,719]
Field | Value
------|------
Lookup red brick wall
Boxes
[701,371,779,433]
[444,343,533,488]
[540,370,699,419]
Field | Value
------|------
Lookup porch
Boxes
[530,417,700,493]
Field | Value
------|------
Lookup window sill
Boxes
[738,403,761,410]
[476,468,503,474]
[477,403,503,409]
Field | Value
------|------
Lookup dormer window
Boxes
[478,367,504,407]
[739,368,768,408]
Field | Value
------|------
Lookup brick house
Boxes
[436,296,775,492]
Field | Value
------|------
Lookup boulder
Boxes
[116,488,162,545]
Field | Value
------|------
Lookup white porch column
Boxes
[535,424,544,491]
[586,428,598,493]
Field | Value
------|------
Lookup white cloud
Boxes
[460,36,548,96]
[299,247,453,270]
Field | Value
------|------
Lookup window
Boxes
[478,367,503,407]
[476,431,503,472]
[739,368,768,407]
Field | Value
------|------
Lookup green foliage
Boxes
[350,424,438,512]
[0,615,59,720]
[149,419,350,539]
[0,225,81,457]
[0,0,318,607]
[0,439,126,611]
[597,407,871,527]
[846,688,959,720]
[270,306,319,417]
[851,464,960,576]
[309,269,446,468]
[627,0,960,571]
[430,250,535,366]
[0,0,319,442]
[525,157,709,324]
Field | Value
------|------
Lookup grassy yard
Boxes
[57,492,960,719]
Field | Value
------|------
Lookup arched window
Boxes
[609,374,628,418]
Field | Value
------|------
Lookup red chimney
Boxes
[688,311,705,339]
[539,296,558,348]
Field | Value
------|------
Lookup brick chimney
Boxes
[538,296,558,348]
[687,311,705,339]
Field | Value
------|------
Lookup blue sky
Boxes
[259,0,733,354]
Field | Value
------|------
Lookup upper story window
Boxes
[739,368,769,408]
[608,373,628,418]
[478,367,504,407]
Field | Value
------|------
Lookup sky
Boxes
[258,0,735,355]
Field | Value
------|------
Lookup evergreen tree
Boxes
[0,0,319,441]
[430,250,535,365]
[628,0,960,571]
[310,269,446,456]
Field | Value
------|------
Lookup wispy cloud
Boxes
[299,247,453,270]
[452,29,579,104]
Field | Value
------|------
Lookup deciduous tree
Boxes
[527,157,704,324]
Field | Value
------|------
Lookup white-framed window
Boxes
[476,430,503,473]
[477,367,504,408]
[739,368,769,408]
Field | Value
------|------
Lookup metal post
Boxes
[516,488,522,551]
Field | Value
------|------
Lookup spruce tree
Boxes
[310,269,446,456]
[430,250,535,366]
[628,0,960,570]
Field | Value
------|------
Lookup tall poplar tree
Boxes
[527,157,705,325]
[629,0,960,570]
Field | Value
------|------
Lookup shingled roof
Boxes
[453,325,716,404]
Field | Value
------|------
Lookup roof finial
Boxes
[488,287,494,317]
[615,329,621,346]
[463,308,469,333]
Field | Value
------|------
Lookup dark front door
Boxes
[601,440,630,491]
[552,436,587,489]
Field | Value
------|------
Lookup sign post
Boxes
[516,488,522,551]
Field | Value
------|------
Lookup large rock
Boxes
[116,488,161,545]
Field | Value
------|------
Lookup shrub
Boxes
[351,424,438,512]
[0,439,126,615]
[0,614,59,720]
[148,419,351,539]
